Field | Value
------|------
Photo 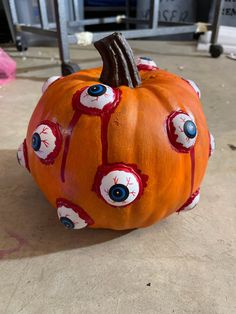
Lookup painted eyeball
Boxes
[57,199,94,229]
[42,76,61,93]
[177,189,200,212]
[31,120,62,164]
[209,133,215,157]
[136,56,158,71]
[17,139,30,171]
[72,83,121,115]
[93,164,148,207]
[183,79,201,98]
[167,111,197,152]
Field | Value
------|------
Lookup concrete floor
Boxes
[0,40,235,314]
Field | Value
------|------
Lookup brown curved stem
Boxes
[94,32,141,88]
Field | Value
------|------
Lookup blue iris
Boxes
[141,56,152,61]
[32,132,41,151]
[60,217,74,229]
[109,184,129,202]
[88,84,106,97]
[184,120,197,139]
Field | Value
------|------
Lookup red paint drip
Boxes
[23,139,30,172]
[190,147,195,196]
[61,111,82,182]
[100,111,112,165]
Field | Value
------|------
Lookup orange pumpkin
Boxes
[17,33,214,230]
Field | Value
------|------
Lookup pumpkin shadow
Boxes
[0,150,132,260]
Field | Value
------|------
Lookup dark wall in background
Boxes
[197,0,212,22]
[0,0,12,43]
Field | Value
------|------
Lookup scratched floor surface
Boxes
[0,41,235,314]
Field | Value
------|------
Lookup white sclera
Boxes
[136,56,157,68]
[80,84,115,110]
[17,142,26,168]
[210,133,215,156]
[100,170,140,206]
[57,206,87,229]
[42,76,61,93]
[172,113,197,149]
[186,79,201,98]
[33,124,56,160]
[182,192,200,211]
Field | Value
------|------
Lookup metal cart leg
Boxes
[37,0,49,29]
[125,0,131,30]
[54,0,80,76]
[210,0,224,58]
[2,0,16,43]
[149,0,160,30]
[4,0,28,51]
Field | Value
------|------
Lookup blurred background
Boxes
[1,0,236,70]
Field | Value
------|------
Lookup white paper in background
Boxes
[197,26,236,54]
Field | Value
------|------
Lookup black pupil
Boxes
[109,184,129,202]
[60,217,74,229]
[32,132,41,151]
[88,84,106,97]
[183,120,197,139]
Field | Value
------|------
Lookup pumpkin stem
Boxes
[94,32,141,88]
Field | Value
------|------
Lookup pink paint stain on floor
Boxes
[0,229,28,259]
